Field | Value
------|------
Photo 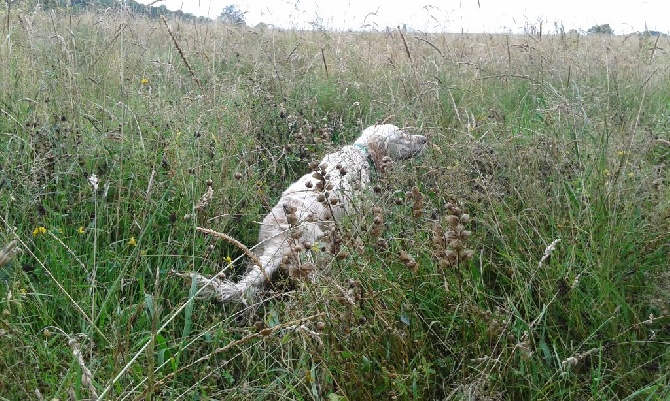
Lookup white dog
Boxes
[199,124,427,303]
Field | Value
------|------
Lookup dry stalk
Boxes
[145,169,156,201]
[397,26,412,62]
[320,46,329,77]
[68,335,99,400]
[415,36,444,58]
[286,41,301,61]
[649,34,661,63]
[195,227,263,273]
[160,15,202,89]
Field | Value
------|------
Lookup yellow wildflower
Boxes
[32,226,47,237]
[140,78,149,85]
[128,236,137,247]
[77,226,85,234]
[225,256,233,264]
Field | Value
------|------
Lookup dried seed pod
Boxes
[412,193,423,218]
[407,260,418,272]
[445,250,457,263]
[283,203,297,214]
[290,230,303,240]
[446,215,460,228]
[459,249,474,260]
[305,181,313,188]
[234,172,242,180]
[291,262,316,278]
[398,250,412,263]
[336,250,349,259]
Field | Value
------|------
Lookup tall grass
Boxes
[0,7,668,400]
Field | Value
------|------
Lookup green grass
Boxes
[0,7,669,400]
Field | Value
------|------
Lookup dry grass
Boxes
[0,6,668,400]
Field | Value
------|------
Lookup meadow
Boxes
[0,6,668,400]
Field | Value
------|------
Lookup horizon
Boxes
[136,0,668,35]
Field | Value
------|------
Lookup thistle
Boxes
[433,201,474,269]
[370,206,384,239]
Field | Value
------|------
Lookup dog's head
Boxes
[355,124,427,160]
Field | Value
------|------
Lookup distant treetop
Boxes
[218,5,246,26]
[587,24,614,35]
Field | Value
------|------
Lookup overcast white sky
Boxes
[138,0,668,34]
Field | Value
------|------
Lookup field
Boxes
[0,6,669,400]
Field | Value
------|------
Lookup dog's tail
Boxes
[179,272,245,302]
[179,257,279,304]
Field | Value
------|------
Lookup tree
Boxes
[587,24,614,35]
[218,5,246,26]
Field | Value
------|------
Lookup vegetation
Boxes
[587,24,614,35]
[0,6,669,400]
[218,5,246,26]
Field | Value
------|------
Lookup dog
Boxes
[197,124,427,303]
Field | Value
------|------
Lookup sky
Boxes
[137,0,668,34]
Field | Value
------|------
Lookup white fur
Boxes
[203,124,427,303]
